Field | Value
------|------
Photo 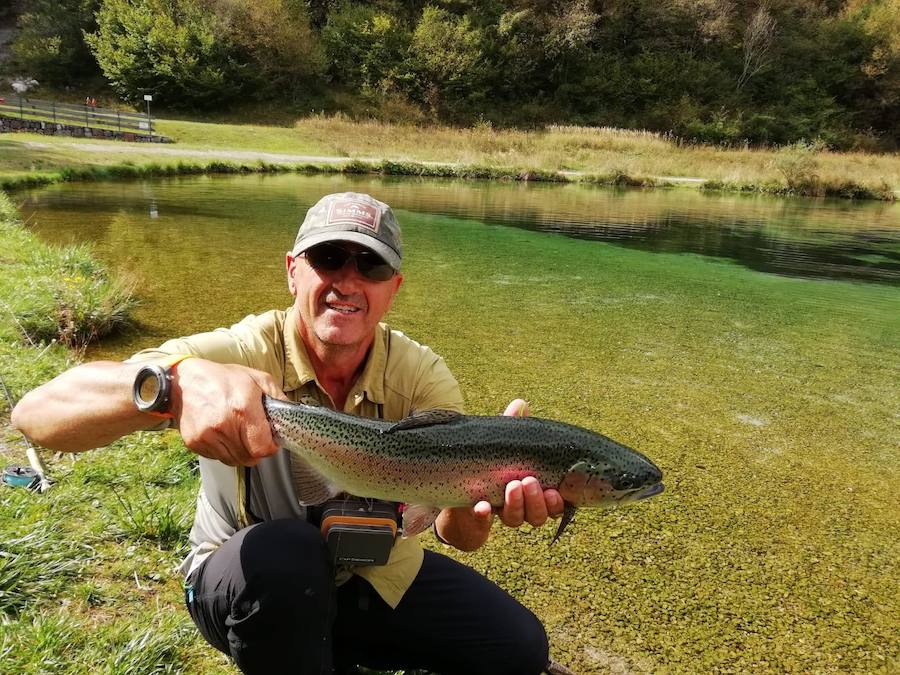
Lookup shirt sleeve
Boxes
[382,328,465,417]
[125,312,284,377]
[410,350,465,414]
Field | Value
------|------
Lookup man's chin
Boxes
[313,322,366,348]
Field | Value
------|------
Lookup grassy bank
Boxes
[0,193,226,673]
[1,115,898,199]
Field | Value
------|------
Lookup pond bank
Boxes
[2,116,898,200]
[0,195,222,672]
[1,150,896,202]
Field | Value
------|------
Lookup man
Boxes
[12,192,564,674]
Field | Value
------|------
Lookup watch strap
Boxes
[141,354,196,419]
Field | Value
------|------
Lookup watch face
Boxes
[133,364,168,413]
[138,371,162,403]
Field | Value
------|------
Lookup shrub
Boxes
[774,140,826,194]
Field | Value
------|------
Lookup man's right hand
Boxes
[171,359,284,467]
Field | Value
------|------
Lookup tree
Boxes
[202,0,324,98]
[10,0,101,85]
[320,3,410,93]
[737,4,777,91]
[408,6,490,116]
[86,0,245,108]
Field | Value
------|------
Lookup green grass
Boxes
[0,193,137,348]
[1,113,898,199]
[0,193,217,672]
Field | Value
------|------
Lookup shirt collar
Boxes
[281,307,388,407]
[281,307,316,393]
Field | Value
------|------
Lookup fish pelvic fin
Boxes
[288,454,340,505]
[550,503,577,546]
[401,504,442,538]
[384,409,462,433]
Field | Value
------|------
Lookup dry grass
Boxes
[1,114,898,198]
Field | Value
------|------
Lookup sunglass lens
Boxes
[356,252,395,281]
[306,244,349,271]
[304,244,394,281]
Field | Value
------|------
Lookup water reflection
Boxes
[14,174,900,284]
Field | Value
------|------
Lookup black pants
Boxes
[184,519,549,675]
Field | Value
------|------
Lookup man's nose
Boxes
[329,259,364,289]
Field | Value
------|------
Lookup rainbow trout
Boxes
[265,396,664,542]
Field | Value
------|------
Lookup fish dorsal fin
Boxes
[401,504,442,538]
[289,454,340,505]
[384,409,462,433]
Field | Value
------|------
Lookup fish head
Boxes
[558,451,664,508]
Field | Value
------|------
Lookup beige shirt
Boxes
[129,307,464,608]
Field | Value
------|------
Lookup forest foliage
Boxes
[4,0,899,148]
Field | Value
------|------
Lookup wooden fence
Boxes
[0,96,154,135]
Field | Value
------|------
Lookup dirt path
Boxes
[26,139,381,166]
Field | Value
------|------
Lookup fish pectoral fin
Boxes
[550,503,577,545]
[384,409,462,433]
[401,504,442,538]
[288,454,340,505]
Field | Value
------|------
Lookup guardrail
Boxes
[0,96,154,135]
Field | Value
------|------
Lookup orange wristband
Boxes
[144,354,196,419]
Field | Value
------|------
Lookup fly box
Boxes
[320,499,399,566]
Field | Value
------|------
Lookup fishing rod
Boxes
[0,372,53,493]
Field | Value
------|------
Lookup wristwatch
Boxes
[132,354,195,418]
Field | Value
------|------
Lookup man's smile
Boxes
[323,297,364,315]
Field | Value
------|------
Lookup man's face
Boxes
[286,242,403,352]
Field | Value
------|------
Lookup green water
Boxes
[14,175,900,672]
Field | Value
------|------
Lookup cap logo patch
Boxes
[327,200,381,232]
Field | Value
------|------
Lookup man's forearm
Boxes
[11,361,159,452]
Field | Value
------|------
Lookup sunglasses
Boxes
[301,243,396,282]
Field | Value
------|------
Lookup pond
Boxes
[13,175,900,672]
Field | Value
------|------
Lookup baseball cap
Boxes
[291,192,403,270]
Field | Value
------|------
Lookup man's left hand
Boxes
[434,399,565,551]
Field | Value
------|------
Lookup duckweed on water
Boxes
[394,213,899,673]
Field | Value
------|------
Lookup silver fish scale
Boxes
[265,397,661,506]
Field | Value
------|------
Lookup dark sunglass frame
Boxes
[302,243,395,282]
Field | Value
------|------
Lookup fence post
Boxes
[18,96,23,120]
[118,111,121,132]
[52,101,56,124]
[84,104,89,129]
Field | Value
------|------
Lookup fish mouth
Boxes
[632,482,665,500]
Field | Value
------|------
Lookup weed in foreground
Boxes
[109,482,191,550]
[0,524,95,618]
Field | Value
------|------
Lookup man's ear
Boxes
[286,252,298,295]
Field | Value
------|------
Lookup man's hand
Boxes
[433,399,565,551]
[172,359,284,467]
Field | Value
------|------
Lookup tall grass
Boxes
[0,192,137,347]
[109,483,192,550]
